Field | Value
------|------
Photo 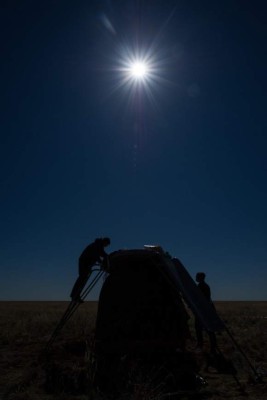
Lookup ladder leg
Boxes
[80,270,104,300]
[44,269,105,352]
[45,301,78,351]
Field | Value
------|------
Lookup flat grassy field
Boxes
[0,301,266,399]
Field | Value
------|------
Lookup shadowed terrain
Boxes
[0,301,266,399]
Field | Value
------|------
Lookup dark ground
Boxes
[0,301,266,399]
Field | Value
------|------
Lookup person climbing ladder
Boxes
[70,237,110,303]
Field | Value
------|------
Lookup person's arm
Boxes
[95,240,108,260]
[99,247,108,259]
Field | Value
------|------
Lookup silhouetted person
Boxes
[195,272,217,352]
[70,237,110,303]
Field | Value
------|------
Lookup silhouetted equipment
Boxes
[93,248,212,393]
[162,255,263,383]
[223,324,264,384]
[162,257,225,332]
[45,266,105,352]
[45,245,263,394]
[93,247,263,393]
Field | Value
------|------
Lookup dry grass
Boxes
[0,301,266,399]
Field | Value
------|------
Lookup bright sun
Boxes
[114,44,164,99]
[130,62,148,79]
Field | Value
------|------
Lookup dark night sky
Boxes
[1,0,266,300]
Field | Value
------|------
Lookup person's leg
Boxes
[208,331,217,353]
[70,274,88,300]
[70,263,90,301]
[195,319,203,348]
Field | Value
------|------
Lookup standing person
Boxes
[195,272,217,352]
[70,237,111,303]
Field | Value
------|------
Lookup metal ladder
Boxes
[45,267,105,353]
